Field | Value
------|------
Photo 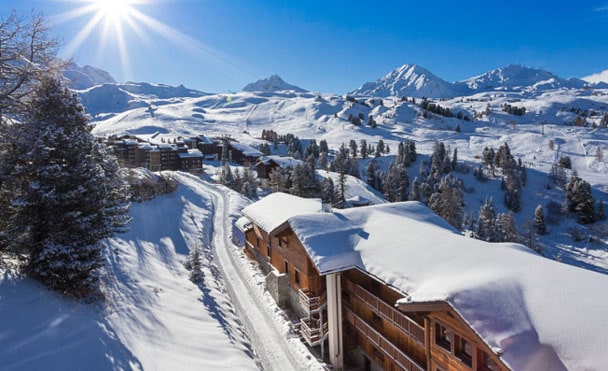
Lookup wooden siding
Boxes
[245,224,324,295]
[342,272,427,368]
[428,312,507,371]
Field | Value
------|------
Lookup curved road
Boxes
[201,181,320,371]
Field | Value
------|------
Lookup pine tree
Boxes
[349,139,358,158]
[360,139,368,159]
[428,174,463,230]
[184,244,203,283]
[534,204,547,235]
[495,213,518,242]
[2,76,130,296]
[564,176,596,224]
[320,177,335,205]
[409,177,421,201]
[477,197,497,241]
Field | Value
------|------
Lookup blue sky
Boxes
[4,0,608,93]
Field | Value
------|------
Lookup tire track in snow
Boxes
[202,182,315,371]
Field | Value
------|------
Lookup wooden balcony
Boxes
[300,317,329,347]
[298,288,327,314]
[345,307,425,371]
[343,278,425,346]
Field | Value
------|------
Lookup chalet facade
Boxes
[255,156,302,188]
[238,193,607,371]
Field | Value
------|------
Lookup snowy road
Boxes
[199,179,323,371]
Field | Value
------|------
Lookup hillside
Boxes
[0,173,323,370]
[90,66,608,275]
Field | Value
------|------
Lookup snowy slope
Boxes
[77,82,206,117]
[242,75,307,93]
[0,174,324,370]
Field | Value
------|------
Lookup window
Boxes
[294,270,300,287]
[372,313,383,328]
[478,350,499,371]
[284,261,289,274]
[278,238,286,249]
[435,322,451,351]
[455,335,473,367]
[266,244,271,259]
[256,237,260,249]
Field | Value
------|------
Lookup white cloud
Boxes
[583,70,608,83]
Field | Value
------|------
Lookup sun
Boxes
[95,0,134,21]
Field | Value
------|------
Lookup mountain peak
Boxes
[350,63,468,98]
[463,64,586,91]
[242,75,307,93]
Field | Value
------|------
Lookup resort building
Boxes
[238,192,608,371]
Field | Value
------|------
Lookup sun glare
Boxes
[95,0,134,20]
[55,0,252,83]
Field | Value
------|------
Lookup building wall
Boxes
[342,269,426,371]
[428,311,506,371]
[243,220,509,371]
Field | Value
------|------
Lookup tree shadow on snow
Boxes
[0,274,142,371]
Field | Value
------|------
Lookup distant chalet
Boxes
[107,134,264,171]
[238,192,608,371]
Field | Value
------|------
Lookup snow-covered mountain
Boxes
[77,82,207,117]
[463,64,588,92]
[63,62,116,90]
[351,63,602,98]
[242,74,307,93]
[350,64,467,98]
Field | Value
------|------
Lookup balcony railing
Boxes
[343,278,425,346]
[298,288,327,314]
[345,307,424,371]
[300,317,329,346]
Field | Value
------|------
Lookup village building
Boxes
[238,192,608,371]
[255,155,303,188]
[108,137,203,173]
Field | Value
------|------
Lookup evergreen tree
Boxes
[360,139,368,159]
[409,177,421,201]
[320,177,335,205]
[220,163,235,187]
[184,244,203,283]
[318,151,328,170]
[319,140,329,155]
[349,139,358,158]
[428,174,463,230]
[534,204,547,235]
[564,176,596,224]
[383,163,409,202]
[1,76,130,296]
[241,168,258,198]
[269,167,288,193]
[477,197,497,241]
[495,213,518,242]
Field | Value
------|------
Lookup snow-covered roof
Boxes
[256,156,303,169]
[178,149,203,158]
[241,193,322,235]
[235,216,253,233]
[282,201,608,370]
[229,143,263,157]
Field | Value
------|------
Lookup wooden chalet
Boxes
[238,193,608,371]
[255,156,303,188]
[221,142,263,166]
